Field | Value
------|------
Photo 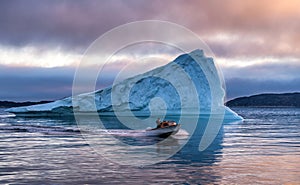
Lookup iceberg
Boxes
[6,49,242,120]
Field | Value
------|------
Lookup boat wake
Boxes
[0,124,80,135]
[90,127,189,138]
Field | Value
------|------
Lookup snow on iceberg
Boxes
[6,49,242,120]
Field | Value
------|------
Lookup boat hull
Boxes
[145,124,180,138]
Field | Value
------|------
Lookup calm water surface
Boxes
[0,107,299,184]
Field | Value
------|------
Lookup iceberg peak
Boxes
[190,49,204,57]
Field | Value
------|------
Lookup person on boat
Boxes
[156,118,161,128]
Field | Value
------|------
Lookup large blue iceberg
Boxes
[6,49,242,120]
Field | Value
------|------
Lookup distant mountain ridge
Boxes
[226,92,300,107]
[0,101,53,108]
[3,92,299,108]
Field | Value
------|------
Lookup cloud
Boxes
[0,65,75,101]
[0,45,81,67]
[218,57,300,80]
[0,0,146,51]
[0,0,299,58]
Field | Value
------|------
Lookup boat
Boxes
[145,121,180,138]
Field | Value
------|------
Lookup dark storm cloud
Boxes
[225,77,300,100]
[221,58,300,80]
[222,59,300,99]
[0,65,74,101]
[0,65,118,101]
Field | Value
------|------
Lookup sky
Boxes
[0,0,299,101]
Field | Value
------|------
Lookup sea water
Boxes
[0,107,299,184]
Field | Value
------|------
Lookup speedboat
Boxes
[145,121,180,138]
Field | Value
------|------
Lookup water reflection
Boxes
[0,109,226,184]
[2,113,225,166]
